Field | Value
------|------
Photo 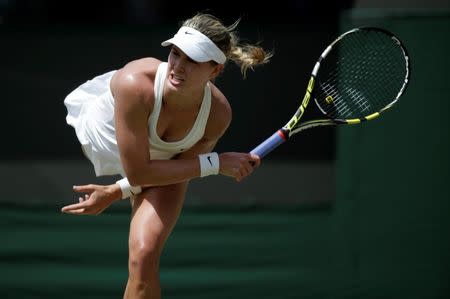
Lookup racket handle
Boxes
[250,129,288,159]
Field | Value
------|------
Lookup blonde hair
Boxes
[182,13,272,78]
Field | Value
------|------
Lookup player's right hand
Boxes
[218,152,260,182]
[61,184,122,216]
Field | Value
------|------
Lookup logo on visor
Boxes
[184,31,194,35]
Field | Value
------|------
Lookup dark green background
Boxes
[1,8,449,299]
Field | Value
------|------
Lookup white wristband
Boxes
[115,177,142,199]
[198,152,220,177]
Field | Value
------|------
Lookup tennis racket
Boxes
[251,27,410,158]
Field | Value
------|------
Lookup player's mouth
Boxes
[169,73,185,86]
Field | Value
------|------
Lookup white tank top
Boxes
[149,62,212,159]
[64,62,212,176]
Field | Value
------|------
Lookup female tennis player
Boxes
[61,13,271,299]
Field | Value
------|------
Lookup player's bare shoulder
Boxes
[110,57,162,107]
[206,82,232,138]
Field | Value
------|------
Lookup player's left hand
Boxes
[61,184,121,216]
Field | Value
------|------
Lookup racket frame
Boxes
[251,27,410,158]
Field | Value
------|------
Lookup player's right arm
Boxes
[111,60,257,187]
[112,60,199,187]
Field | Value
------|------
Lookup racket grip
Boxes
[250,129,288,159]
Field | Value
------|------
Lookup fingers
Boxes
[242,160,255,178]
[249,153,261,168]
[79,194,89,203]
[235,153,261,182]
[62,208,87,215]
[61,195,95,215]
[73,184,98,194]
[61,204,97,215]
[61,201,89,214]
[62,184,110,216]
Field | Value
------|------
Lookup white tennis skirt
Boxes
[63,70,124,176]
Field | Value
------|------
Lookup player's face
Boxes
[167,46,222,91]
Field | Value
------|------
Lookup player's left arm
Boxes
[176,84,260,180]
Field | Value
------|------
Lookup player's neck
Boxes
[163,87,204,110]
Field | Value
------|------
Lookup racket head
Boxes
[313,27,410,123]
[251,28,410,158]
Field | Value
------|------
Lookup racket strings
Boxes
[329,45,402,117]
[315,29,407,120]
[328,38,398,116]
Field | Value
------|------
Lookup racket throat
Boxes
[277,128,290,141]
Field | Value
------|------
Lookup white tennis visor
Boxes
[161,26,226,64]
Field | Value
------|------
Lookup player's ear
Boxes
[210,63,224,79]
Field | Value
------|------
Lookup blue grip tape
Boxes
[250,130,287,159]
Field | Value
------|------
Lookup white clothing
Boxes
[64,62,212,176]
